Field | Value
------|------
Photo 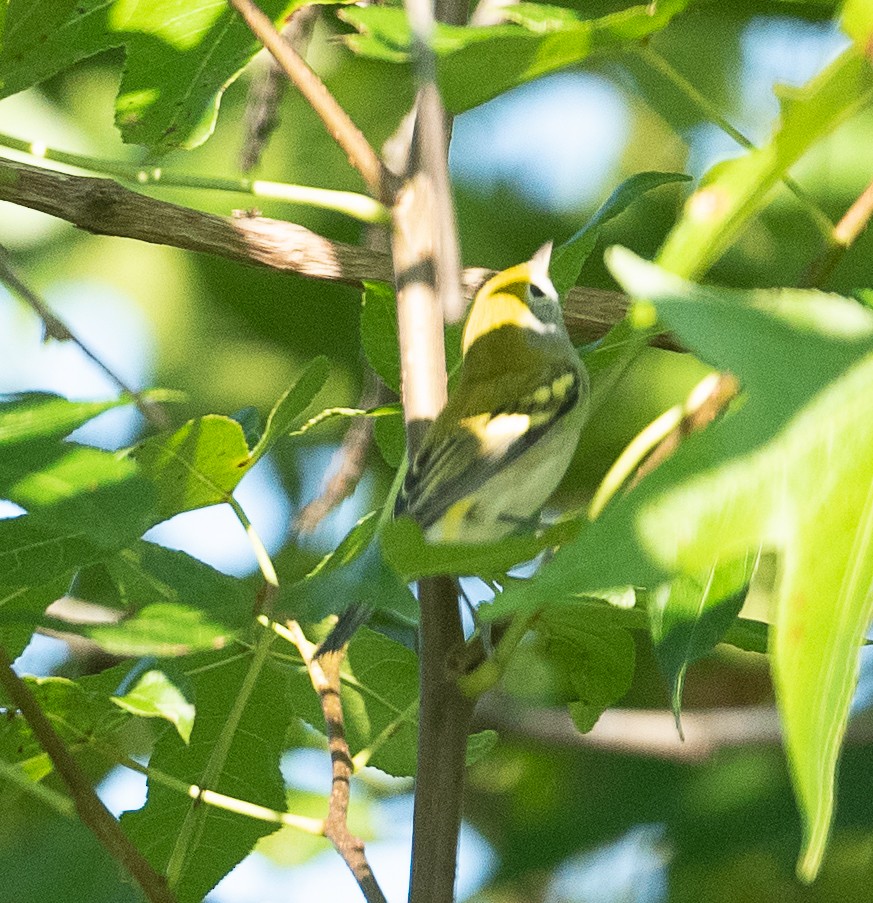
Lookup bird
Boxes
[395,242,589,544]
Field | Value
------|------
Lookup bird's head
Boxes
[462,242,562,356]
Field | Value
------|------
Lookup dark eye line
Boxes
[529,284,546,299]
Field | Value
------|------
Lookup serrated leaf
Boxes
[0,0,299,150]
[112,669,195,743]
[287,626,419,776]
[123,648,292,903]
[83,542,249,656]
[133,361,333,522]
[361,282,400,393]
[132,414,251,519]
[341,0,690,114]
[493,249,873,881]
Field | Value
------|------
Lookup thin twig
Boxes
[0,248,170,430]
[294,370,387,535]
[0,645,178,903]
[636,45,835,240]
[0,132,386,223]
[803,175,873,287]
[589,372,739,519]
[239,10,320,172]
[276,619,388,903]
[228,0,397,204]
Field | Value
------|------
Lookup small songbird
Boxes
[396,242,589,543]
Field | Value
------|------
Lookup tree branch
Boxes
[0,157,393,284]
[0,645,178,903]
[0,157,648,345]
[278,620,388,903]
[239,10,319,173]
[803,174,873,287]
[228,0,397,203]
[0,248,170,429]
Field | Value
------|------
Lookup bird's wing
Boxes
[396,360,584,531]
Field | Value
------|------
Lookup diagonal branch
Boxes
[278,619,388,903]
[0,249,170,430]
[229,0,397,204]
[0,645,178,903]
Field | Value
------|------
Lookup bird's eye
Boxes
[529,284,546,299]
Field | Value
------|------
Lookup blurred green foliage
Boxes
[2,1,873,902]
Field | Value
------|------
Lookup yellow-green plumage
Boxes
[396,244,590,543]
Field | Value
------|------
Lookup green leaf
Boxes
[132,414,251,519]
[536,605,635,733]
[112,669,195,743]
[381,516,581,581]
[495,248,873,880]
[123,647,292,903]
[466,729,498,765]
[1,442,156,545]
[305,509,382,581]
[551,171,691,297]
[649,552,758,731]
[373,412,406,467]
[288,626,419,776]
[0,0,299,150]
[341,0,690,114]
[361,282,400,393]
[0,578,69,661]
[0,392,126,445]
[659,46,873,279]
[83,542,249,656]
[250,356,330,463]
[0,675,130,782]
[133,360,333,522]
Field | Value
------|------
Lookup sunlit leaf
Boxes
[112,669,195,743]
[493,248,873,880]
[659,46,873,279]
[341,0,690,113]
[0,0,299,150]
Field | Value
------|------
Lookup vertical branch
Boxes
[280,620,388,903]
[239,9,320,172]
[0,646,178,903]
[394,2,473,903]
